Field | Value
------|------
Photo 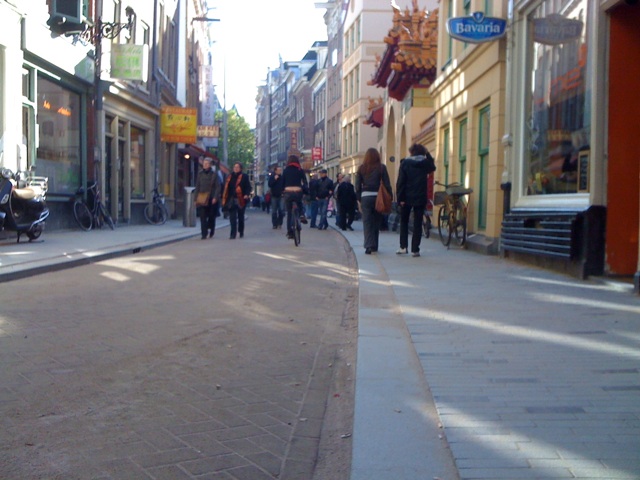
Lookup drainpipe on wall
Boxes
[500,1,515,220]
[151,0,163,206]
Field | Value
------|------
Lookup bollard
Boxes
[183,187,197,227]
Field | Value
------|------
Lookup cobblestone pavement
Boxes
[0,212,358,479]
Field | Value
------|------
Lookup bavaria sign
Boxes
[447,12,507,44]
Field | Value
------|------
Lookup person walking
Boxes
[194,157,221,240]
[268,166,285,229]
[333,172,344,226]
[356,148,392,254]
[282,154,309,239]
[307,174,320,228]
[396,143,436,257]
[336,174,357,231]
[222,162,252,239]
[316,169,334,230]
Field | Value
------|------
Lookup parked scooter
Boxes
[0,168,50,242]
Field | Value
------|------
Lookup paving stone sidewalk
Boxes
[339,222,640,480]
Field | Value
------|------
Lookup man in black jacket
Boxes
[308,174,320,228]
[316,169,334,230]
[268,166,285,229]
[396,143,436,257]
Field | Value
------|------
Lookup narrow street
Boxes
[0,212,358,479]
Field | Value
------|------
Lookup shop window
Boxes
[36,75,81,195]
[22,66,37,170]
[443,127,450,183]
[130,126,146,198]
[458,118,467,185]
[524,0,591,196]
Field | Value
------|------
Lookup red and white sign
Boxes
[312,147,323,161]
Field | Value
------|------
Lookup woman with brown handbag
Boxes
[194,157,221,239]
[355,148,393,254]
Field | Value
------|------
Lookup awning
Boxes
[178,144,229,174]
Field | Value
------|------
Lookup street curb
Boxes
[0,232,199,283]
[331,225,460,480]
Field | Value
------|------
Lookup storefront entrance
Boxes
[607,2,640,276]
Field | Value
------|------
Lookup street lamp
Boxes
[191,15,226,167]
[82,5,136,216]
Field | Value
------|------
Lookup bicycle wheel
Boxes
[453,199,467,246]
[157,203,168,225]
[144,202,168,225]
[423,212,431,238]
[437,205,451,247]
[73,200,92,231]
[293,217,301,246]
[99,204,115,230]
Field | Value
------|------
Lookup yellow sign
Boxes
[160,107,197,143]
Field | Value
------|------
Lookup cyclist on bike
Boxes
[282,154,308,239]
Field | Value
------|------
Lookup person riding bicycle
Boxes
[282,154,308,239]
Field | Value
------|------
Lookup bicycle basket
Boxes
[445,186,473,196]
[433,191,447,206]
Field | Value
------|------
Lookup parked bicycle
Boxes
[422,198,434,239]
[144,187,168,225]
[73,181,115,231]
[434,181,473,248]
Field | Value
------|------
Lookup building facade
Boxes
[366,0,439,195]
[431,1,508,253]
[0,0,218,231]
[503,0,640,285]
[1,0,95,230]
[340,0,392,177]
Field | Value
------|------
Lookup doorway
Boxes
[606,2,640,275]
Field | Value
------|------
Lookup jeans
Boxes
[318,198,329,229]
[271,196,284,227]
[228,204,246,238]
[399,204,425,253]
[308,200,319,227]
[360,195,382,250]
[284,191,303,234]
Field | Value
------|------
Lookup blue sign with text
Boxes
[447,12,507,44]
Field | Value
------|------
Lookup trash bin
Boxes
[183,187,197,227]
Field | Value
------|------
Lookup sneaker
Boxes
[365,248,372,255]
[412,251,420,257]
[286,232,294,239]
[299,215,308,224]
[396,247,408,255]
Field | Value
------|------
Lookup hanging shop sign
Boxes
[533,14,583,45]
[447,12,507,44]
[160,107,197,143]
[312,147,323,161]
[110,44,148,81]
[197,125,220,138]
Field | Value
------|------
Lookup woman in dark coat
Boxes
[336,174,357,231]
[194,157,221,239]
[222,162,252,239]
[355,148,392,254]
